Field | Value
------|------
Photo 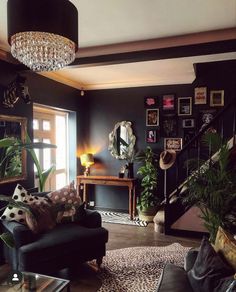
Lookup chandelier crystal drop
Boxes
[11,31,76,72]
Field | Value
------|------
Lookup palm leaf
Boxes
[40,165,56,191]
[0,232,15,248]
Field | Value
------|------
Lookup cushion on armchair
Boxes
[187,237,235,292]
[25,202,57,234]
[0,184,49,225]
[214,226,236,271]
[47,181,82,218]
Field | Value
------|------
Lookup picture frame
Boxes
[146,109,159,126]
[194,87,207,105]
[182,118,195,128]
[199,109,217,132]
[183,130,197,147]
[162,114,178,137]
[162,94,175,111]
[210,90,224,107]
[146,129,157,143]
[178,97,192,116]
[144,97,158,107]
[164,138,182,152]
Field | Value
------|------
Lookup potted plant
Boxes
[183,132,236,243]
[136,146,162,222]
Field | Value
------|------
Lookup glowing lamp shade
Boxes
[7,0,78,72]
[80,153,94,176]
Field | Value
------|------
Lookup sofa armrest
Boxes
[81,209,102,228]
[1,221,36,248]
[184,248,199,272]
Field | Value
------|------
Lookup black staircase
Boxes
[164,97,236,236]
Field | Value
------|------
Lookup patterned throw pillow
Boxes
[25,202,57,234]
[47,181,82,217]
[0,184,49,225]
[214,226,236,271]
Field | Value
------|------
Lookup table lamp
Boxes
[80,153,94,176]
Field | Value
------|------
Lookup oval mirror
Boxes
[108,121,136,160]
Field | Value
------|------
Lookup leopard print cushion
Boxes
[214,226,236,271]
[0,184,49,225]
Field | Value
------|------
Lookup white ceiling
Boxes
[0,0,236,90]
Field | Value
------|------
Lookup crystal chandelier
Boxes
[7,0,78,72]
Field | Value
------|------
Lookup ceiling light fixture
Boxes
[7,0,78,72]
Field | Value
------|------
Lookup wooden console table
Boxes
[77,175,136,220]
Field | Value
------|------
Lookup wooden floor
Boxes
[0,223,201,292]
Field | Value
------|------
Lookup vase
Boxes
[127,163,134,178]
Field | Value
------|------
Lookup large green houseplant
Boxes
[183,133,236,243]
[0,134,56,191]
[136,146,162,222]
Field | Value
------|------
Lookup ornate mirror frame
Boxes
[108,121,136,160]
[0,114,27,184]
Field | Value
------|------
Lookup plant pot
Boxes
[138,206,159,222]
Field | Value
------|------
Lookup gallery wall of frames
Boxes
[144,87,225,151]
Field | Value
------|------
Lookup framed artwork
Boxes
[164,138,182,151]
[178,97,192,116]
[199,109,217,132]
[162,94,175,111]
[146,109,159,126]
[182,118,195,128]
[146,129,157,143]
[183,130,197,147]
[194,87,207,105]
[162,114,178,137]
[210,90,224,107]
[144,97,158,107]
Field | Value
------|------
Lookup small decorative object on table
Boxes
[118,165,126,178]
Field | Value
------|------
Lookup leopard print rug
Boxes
[98,243,191,292]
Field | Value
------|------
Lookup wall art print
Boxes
[194,87,207,105]
[146,109,159,126]
[146,129,157,143]
[182,118,195,128]
[144,97,158,107]
[178,97,192,116]
[162,115,178,137]
[199,109,217,133]
[162,94,175,111]
[164,138,182,151]
[210,90,224,107]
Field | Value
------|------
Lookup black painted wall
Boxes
[87,84,193,211]
[86,60,236,212]
[0,60,85,195]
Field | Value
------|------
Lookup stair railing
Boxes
[164,96,236,234]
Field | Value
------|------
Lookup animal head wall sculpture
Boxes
[3,75,31,108]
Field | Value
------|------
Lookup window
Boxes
[33,105,69,191]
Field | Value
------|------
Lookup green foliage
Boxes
[0,135,56,191]
[0,138,23,178]
[25,134,56,192]
[0,232,15,248]
[183,133,236,242]
[136,146,161,211]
